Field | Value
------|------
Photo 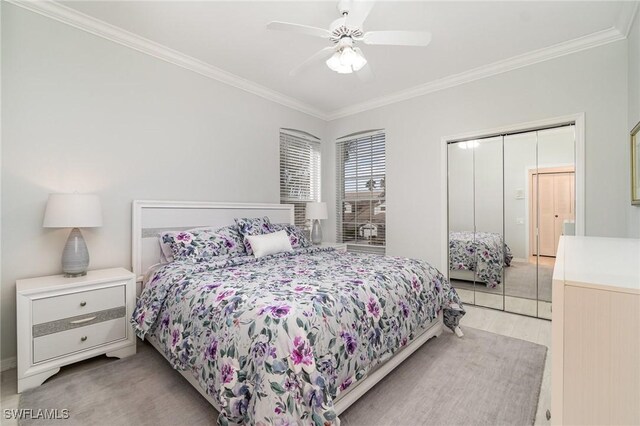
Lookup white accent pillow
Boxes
[246,230,293,258]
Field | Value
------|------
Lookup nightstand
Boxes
[317,242,348,252]
[16,268,136,393]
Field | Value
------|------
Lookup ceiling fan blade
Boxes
[345,1,375,28]
[267,21,331,39]
[290,46,336,76]
[363,31,432,46]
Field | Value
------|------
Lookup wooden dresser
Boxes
[552,236,640,425]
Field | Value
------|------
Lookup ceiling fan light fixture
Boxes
[326,51,353,73]
[326,45,367,74]
[268,1,432,78]
[350,48,367,71]
[339,46,358,66]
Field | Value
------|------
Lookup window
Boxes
[336,130,386,254]
[280,129,321,228]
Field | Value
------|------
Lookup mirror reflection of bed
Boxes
[447,125,576,319]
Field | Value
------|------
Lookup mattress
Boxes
[132,247,465,425]
[449,231,513,287]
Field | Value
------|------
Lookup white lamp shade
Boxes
[43,193,103,228]
[306,202,328,220]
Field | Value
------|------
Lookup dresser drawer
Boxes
[33,317,127,363]
[32,285,125,325]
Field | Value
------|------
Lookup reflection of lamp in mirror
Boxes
[43,193,103,277]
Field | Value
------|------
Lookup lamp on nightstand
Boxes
[306,201,327,245]
[43,193,103,277]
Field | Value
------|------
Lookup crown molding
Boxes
[616,1,639,37]
[6,0,329,120]
[7,1,632,123]
[326,26,625,120]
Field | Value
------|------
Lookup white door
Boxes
[538,174,556,256]
[531,171,575,257]
[552,173,574,253]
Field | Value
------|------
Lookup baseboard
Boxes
[1,356,17,371]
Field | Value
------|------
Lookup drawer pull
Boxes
[80,336,88,342]
[80,301,87,307]
[70,316,96,325]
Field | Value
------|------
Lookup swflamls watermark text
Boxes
[3,409,70,420]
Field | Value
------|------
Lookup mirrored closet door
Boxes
[447,139,477,306]
[447,124,576,319]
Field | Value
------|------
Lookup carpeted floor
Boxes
[19,328,546,426]
[452,260,553,302]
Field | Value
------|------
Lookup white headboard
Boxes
[132,200,295,282]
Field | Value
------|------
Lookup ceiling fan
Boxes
[267,0,432,77]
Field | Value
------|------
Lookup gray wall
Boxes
[629,11,640,238]
[324,41,629,270]
[0,5,325,362]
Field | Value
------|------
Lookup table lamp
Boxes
[43,193,103,277]
[306,202,328,245]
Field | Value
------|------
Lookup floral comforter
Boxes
[132,247,464,426]
[449,231,513,288]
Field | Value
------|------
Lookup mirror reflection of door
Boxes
[530,167,575,257]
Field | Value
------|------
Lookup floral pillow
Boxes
[159,225,245,262]
[234,216,276,255]
[270,223,311,249]
[201,225,246,257]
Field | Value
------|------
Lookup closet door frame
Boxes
[441,113,585,278]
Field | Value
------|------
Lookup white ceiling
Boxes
[59,1,631,115]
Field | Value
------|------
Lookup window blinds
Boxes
[336,131,386,254]
[280,130,321,228]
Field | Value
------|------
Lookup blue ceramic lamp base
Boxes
[62,227,90,277]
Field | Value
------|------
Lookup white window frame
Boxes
[279,128,321,229]
[336,129,386,254]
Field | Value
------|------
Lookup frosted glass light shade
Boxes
[350,48,367,71]
[326,52,352,74]
[43,193,103,228]
[326,47,367,74]
[306,202,328,220]
[339,47,358,66]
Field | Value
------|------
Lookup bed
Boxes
[131,201,465,425]
[449,231,513,288]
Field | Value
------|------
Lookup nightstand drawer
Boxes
[33,317,127,363]
[33,285,125,325]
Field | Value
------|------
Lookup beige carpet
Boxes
[19,328,546,426]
